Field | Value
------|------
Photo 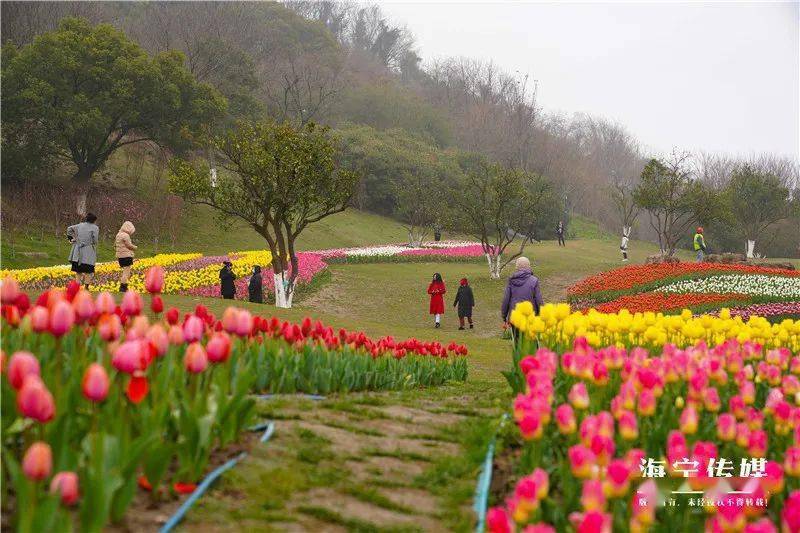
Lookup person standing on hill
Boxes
[556,220,566,247]
[115,221,137,292]
[620,226,631,262]
[248,265,263,303]
[427,273,446,328]
[694,227,707,262]
[67,213,99,290]
[220,261,237,299]
[453,277,475,330]
[501,257,543,341]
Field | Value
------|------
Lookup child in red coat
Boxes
[427,273,446,328]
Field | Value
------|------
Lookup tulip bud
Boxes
[72,290,95,322]
[144,266,165,294]
[112,340,145,374]
[17,375,55,423]
[7,351,40,390]
[49,300,75,337]
[568,382,590,410]
[221,308,238,334]
[183,316,204,343]
[50,471,79,505]
[150,295,164,314]
[29,306,49,332]
[1,276,20,305]
[120,290,143,316]
[22,441,52,481]
[165,307,179,325]
[95,291,116,315]
[184,343,208,373]
[207,332,232,363]
[82,363,110,402]
[234,309,253,337]
[97,314,122,342]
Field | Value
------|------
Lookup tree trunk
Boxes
[72,166,94,217]
[486,253,502,279]
[746,240,756,259]
[273,270,296,308]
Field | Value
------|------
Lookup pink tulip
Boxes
[95,292,116,315]
[17,375,55,423]
[234,309,253,337]
[49,300,75,337]
[743,518,777,533]
[168,325,184,345]
[785,447,800,477]
[618,411,638,440]
[72,290,95,322]
[783,491,800,532]
[748,430,768,458]
[581,480,605,511]
[569,445,596,478]
[120,290,143,316]
[50,471,79,505]
[82,363,110,402]
[97,314,122,342]
[29,306,49,333]
[716,413,736,441]
[679,406,698,434]
[568,382,590,410]
[184,343,208,374]
[7,351,40,390]
[112,340,145,374]
[221,307,238,334]
[604,459,631,497]
[22,441,52,481]
[146,325,169,358]
[144,266,165,294]
[1,275,20,305]
[555,403,576,434]
[486,507,512,533]
[183,316,204,343]
[207,332,232,363]
[763,461,784,493]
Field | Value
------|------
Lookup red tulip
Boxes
[144,266,165,294]
[1,276,20,305]
[112,340,145,374]
[120,290,143,316]
[207,332,232,363]
[150,295,164,314]
[184,343,208,373]
[486,507,512,533]
[29,306,49,332]
[15,293,30,314]
[165,307,179,325]
[7,351,40,390]
[2,304,20,327]
[126,374,149,404]
[82,363,110,402]
[65,280,80,301]
[22,441,52,481]
[183,316,204,343]
[49,300,75,337]
[50,471,79,505]
[17,375,55,423]
[72,290,95,322]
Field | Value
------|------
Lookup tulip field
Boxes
[487,300,800,532]
[0,267,468,531]
[568,262,800,318]
[0,241,485,301]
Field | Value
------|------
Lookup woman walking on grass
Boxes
[67,213,99,290]
[115,221,137,292]
[427,273,446,328]
[453,277,475,330]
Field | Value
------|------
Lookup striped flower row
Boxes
[656,275,800,299]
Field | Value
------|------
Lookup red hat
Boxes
[460,278,468,286]
[696,227,703,234]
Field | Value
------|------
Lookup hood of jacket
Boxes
[119,221,135,235]
[509,269,533,287]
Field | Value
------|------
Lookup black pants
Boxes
[557,234,565,246]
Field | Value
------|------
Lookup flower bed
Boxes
[2,241,485,301]
[489,301,800,532]
[317,240,485,263]
[0,275,467,530]
[568,262,800,318]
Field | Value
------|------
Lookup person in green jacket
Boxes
[693,227,707,262]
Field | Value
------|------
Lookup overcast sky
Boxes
[379,1,799,160]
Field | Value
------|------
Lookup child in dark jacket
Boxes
[453,278,475,330]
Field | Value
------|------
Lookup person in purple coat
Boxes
[501,256,543,341]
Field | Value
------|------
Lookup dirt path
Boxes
[178,381,505,532]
